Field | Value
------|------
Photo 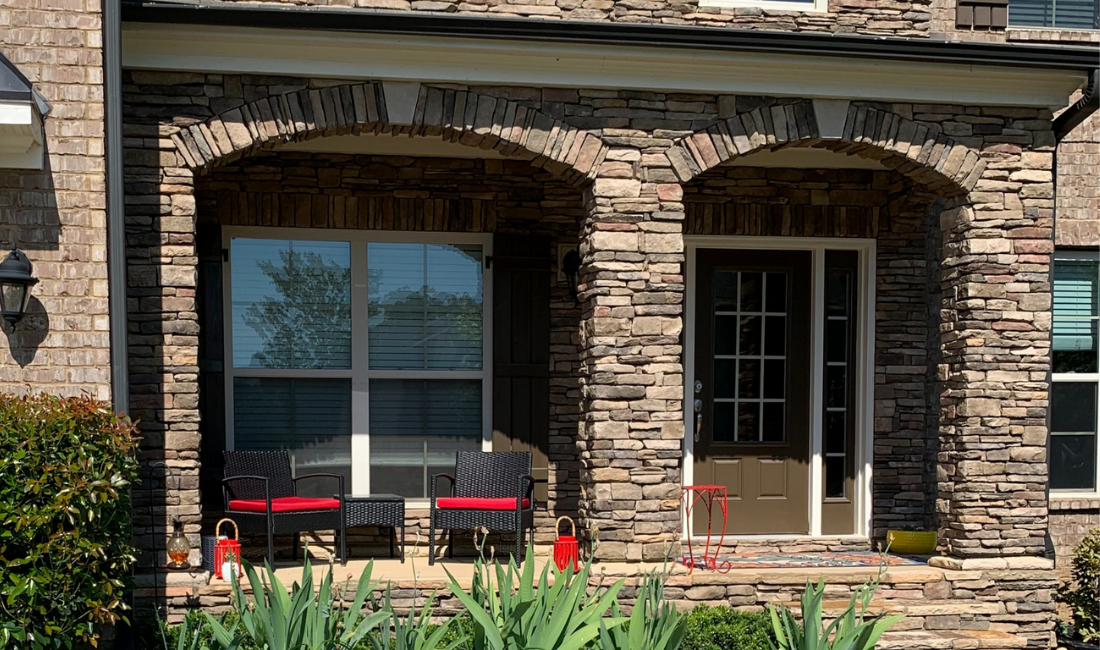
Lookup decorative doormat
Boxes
[679,551,926,570]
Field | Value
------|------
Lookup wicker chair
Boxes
[429,451,536,565]
[222,450,347,566]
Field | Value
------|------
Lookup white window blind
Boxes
[233,377,353,498]
[368,243,484,371]
[1010,0,1098,28]
[368,379,482,498]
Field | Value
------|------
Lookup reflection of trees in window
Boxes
[368,283,482,369]
[243,250,352,369]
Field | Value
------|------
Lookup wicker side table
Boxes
[341,494,406,562]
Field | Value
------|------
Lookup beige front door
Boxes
[692,249,812,535]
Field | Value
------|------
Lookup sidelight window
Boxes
[822,251,858,500]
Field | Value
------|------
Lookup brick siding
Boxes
[0,0,109,399]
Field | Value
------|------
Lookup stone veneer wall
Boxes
[0,1,110,399]
[193,151,586,556]
[122,68,1057,565]
[187,0,932,36]
[154,563,1058,649]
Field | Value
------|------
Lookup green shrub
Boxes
[0,393,140,649]
[680,605,774,650]
[1056,528,1100,643]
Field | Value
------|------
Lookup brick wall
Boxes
[0,0,109,399]
[1055,108,1099,248]
[1049,499,1100,571]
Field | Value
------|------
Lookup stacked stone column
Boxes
[936,138,1055,560]
[576,149,686,562]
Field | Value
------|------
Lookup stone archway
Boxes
[169,82,608,184]
[664,100,983,197]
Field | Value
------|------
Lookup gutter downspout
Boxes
[1053,68,1099,141]
[103,6,135,647]
[105,0,128,416]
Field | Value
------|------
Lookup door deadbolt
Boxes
[694,380,703,394]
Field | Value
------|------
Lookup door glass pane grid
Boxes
[823,263,854,499]
[713,270,788,443]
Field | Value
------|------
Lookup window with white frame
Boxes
[1051,250,1100,493]
[225,231,491,500]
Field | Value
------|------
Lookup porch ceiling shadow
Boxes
[170,82,608,185]
[668,100,984,198]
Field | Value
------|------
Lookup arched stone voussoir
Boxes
[666,100,984,198]
[169,82,609,185]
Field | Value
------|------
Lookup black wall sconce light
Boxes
[0,247,38,330]
[561,248,581,304]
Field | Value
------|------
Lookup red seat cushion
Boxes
[228,497,341,513]
[436,497,530,510]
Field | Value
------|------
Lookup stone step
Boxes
[881,630,1027,650]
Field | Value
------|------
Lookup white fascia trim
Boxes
[121,24,1086,108]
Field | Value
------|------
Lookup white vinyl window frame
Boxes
[682,236,876,540]
[222,226,494,506]
[1050,249,1100,499]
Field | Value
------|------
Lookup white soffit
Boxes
[0,53,46,170]
[278,132,507,158]
[121,24,1086,108]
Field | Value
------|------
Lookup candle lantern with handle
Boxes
[553,516,580,573]
[214,518,242,581]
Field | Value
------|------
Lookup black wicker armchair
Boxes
[429,451,536,565]
[222,450,347,566]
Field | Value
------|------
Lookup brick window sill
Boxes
[1050,496,1100,512]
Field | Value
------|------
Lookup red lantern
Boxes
[553,516,580,573]
[214,518,242,581]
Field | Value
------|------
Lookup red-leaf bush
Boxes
[0,394,140,648]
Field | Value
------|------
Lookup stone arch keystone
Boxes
[170,82,609,185]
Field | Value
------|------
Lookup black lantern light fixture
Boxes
[0,247,38,329]
[561,248,581,304]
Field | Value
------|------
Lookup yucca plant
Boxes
[203,553,390,650]
[364,584,465,650]
[445,544,626,650]
[767,577,902,650]
[598,566,686,650]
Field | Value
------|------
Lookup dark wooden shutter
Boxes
[492,235,552,505]
[196,223,226,518]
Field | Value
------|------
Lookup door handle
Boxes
[693,398,703,442]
